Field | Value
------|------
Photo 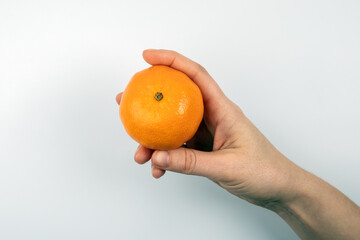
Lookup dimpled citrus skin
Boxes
[119,65,204,150]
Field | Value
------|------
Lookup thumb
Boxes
[151,148,222,179]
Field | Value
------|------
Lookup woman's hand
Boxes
[116,49,360,239]
[116,49,300,207]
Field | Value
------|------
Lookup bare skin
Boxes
[116,49,360,240]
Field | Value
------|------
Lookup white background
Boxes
[1,0,359,239]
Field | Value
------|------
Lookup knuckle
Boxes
[168,50,179,56]
[183,149,197,175]
[196,63,207,74]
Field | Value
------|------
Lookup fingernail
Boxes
[135,145,141,153]
[154,151,169,168]
[134,145,141,159]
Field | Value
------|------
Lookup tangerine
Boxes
[119,65,204,150]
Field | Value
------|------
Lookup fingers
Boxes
[151,165,166,179]
[151,147,224,180]
[134,145,153,164]
[134,145,166,179]
[115,92,123,105]
[142,49,226,105]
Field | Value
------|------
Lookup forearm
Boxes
[272,166,360,239]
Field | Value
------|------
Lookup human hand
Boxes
[116,50,360,239]
[116,49,301,208]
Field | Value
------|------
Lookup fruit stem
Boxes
[154,92,163,101]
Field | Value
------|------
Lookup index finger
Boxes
[142,49,225,105]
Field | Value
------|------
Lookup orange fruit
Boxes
[119,65,204,150]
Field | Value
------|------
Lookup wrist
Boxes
[248,156,309,214]
[265,160,311,213]
[268,163,360,239]
[265,165,320,239]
